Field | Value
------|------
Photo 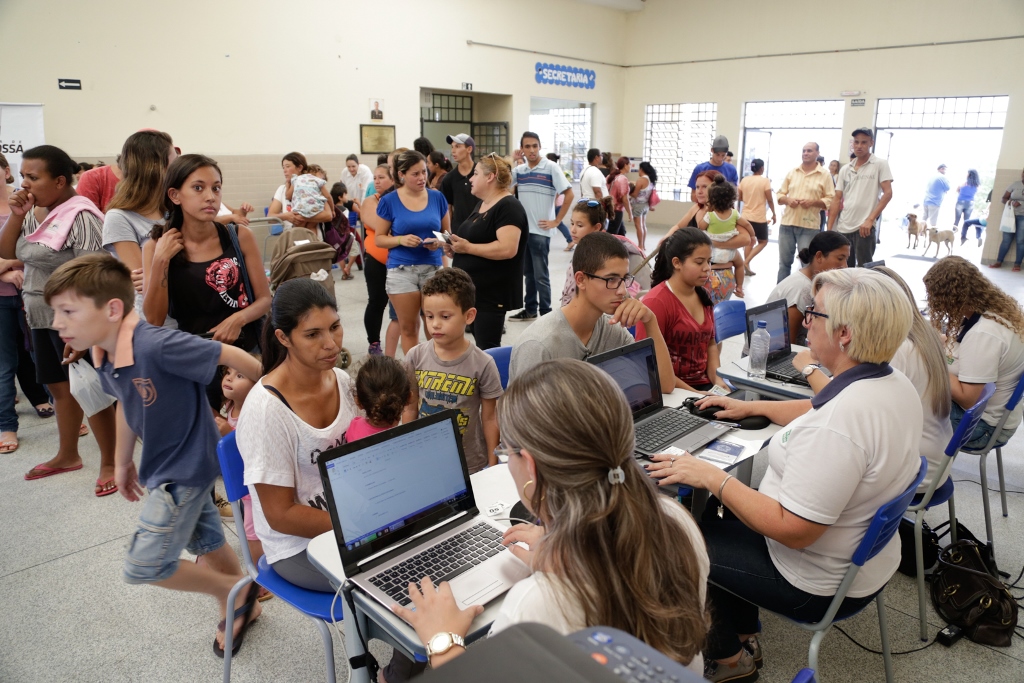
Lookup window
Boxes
[875,96,1008,129]
[471,122,509,159]
[744,100,845,129]
[421,94,472,123]
[551,107,592,181]
[643,103,717,199]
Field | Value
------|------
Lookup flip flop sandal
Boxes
[257,587,274,602]
[0,440,19,454]
[25,463,84,480]
[341,273,354,280]
[35,405,55,418]
[79,424,89,437]
[95,478,118,498]
[214,583,260,659]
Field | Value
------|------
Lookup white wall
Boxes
[0,0,627,158]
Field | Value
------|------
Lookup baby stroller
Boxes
[320,211,363,280]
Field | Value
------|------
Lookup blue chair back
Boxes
[851,457,927,566]
[713,300,747,343]
[945,382,997,456]
[485,345,512,389]
[217,431,249,504]
[1006,373,1024,413]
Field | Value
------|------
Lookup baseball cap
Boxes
[446,134,476,149]
[712,135,729,153]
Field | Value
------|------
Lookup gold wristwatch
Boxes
[426,632,465,659]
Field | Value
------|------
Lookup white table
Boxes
[307,388,783,682]
[716,354,816,401]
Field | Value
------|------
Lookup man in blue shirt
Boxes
[687,135,738,200]
[922,164,950,226]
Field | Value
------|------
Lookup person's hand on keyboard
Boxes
[644,451,719,490]
[693,395,753,421]
[501,522,544,568]
[791,348,817,373]
[391,576,483,666]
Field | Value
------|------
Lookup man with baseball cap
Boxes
[687,134,738,200]
[440,133,477,228]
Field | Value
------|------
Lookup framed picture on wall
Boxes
[360,125,396,154]
[369,98,385,121]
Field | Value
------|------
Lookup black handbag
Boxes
[930,540,1018,646]
[897,517,940,577]
[225,223,266,352]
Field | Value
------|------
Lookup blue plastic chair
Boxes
[958,373,1024,554]
[713,300,747,344]
[485,345,512,389]
[714,457,927,683]
[791,669,817,683]
[905,382,996,641]
[217,432,343,683]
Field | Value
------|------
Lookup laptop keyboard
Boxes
[368,522,508,606]
[767,357,809,385]
[635,410,706,453]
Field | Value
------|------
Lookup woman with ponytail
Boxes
[235,278,359,592]
[143,155,270,352]
[392,360,710,675]
[636,228,726,392]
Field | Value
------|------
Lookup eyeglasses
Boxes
[584,272,635,290]
[576,199,601,207]
[493,441,521,460]
[804,304,830,325]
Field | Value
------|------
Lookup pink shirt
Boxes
[346,416,389,442]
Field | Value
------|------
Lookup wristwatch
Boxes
[426,632,466,658]
[801,364,822,377]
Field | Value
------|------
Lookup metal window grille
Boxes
[743,100,845,129]
[471,122,509,158]
[875,96,1009,130]
[421,94,473,123]
[551,107,592,181]
[642,103,717,199]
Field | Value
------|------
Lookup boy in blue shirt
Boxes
[44,253,264,658]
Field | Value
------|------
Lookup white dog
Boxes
[924,228,954,258]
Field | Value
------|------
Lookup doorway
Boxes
[740,100,845,188]
[529,97,593,181]
[420,89,512,158]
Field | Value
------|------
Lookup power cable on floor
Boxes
[832,626,937,656]
[952,478,1024,496]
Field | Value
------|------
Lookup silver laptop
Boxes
[587,339,732,458]
[318,410,530,611]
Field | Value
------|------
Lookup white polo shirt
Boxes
[947,315,1024,431]
[891,340,954,493]
[758,364,921,598]
[834,155,894,234]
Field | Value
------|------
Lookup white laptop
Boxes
[318,410,530,610]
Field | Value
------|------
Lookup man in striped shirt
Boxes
[775,143,835,283]
[509,132,574,322]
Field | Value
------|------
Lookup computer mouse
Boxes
[682,397,772,430]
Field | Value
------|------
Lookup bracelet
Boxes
[717,474,734,501]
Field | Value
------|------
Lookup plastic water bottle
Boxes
[748,321,770,380]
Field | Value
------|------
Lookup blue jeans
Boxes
[702,514,877,660]
[555,222,572,244]
[776,224,816,283]
[524,233,552,315]
[953,200,973,227]
[950,401,1016,451]
[961,219,985,241]
[996,214,1024,266]
[0,296,20,432]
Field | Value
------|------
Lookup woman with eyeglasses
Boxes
[444,153,528,350]
[654,269,921,681]
[635,228,727,393]
[390,359,710,678]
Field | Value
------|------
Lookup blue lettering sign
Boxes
[535,62,596,90]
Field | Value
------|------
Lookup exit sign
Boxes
[851,98,866,107]
[462,83,473,91]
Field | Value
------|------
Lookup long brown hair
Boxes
[500,360,708,665]
[923,256,1024,352]
[107,130,174,215]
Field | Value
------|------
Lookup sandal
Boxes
[1014,265,1021,272]
[79,423,89,437]
[564,243,576,252]
[35,404,55,418]
[214,583,261,658]
[341,273,354,280]
[25,462,83,480]
[95,477,118,497]
[0,437,19,454]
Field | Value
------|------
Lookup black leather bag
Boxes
[897,517,940,577]
[930,540,1018,646]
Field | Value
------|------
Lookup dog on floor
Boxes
[924,227,955,258]
[906,213,927,249]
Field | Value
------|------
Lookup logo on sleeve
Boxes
[132,378,157,407]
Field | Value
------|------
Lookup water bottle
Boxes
[748,321,770,380]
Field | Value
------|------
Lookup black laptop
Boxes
[744,299,809,386]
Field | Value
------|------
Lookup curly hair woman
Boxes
[924,256,1024,449]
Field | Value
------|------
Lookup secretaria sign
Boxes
[535,63,596,90]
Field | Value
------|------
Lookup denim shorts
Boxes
[950,402,1017,451]
[123,480,225,584]
[386,264,439,295]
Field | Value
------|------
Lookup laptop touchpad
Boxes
[452,569,501,606]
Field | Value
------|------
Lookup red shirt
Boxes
[76,165,119,212]
[636,282,715,386]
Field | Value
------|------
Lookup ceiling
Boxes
[575,0,646,11]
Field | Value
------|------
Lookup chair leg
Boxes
[979,454,995,550]
[914,512,929,641]
[222,576,251,683]
[995,447,1008,518]
[947,496,958,543]
[311,616,338,683]
[808,628,829,679]
[876,591,894,683]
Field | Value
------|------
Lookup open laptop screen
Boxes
[745,300,790,357]
[587,339,660,417]
[321,412,472,564]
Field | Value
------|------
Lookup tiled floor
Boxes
[2,223,1023,682]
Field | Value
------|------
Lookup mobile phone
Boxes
[432,230,452,244]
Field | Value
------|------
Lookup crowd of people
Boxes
[1,122,1023,683]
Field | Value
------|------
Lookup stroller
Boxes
[320,211,363,279]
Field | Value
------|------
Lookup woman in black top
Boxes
[144,155,271,352]
[447,154,528,350]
